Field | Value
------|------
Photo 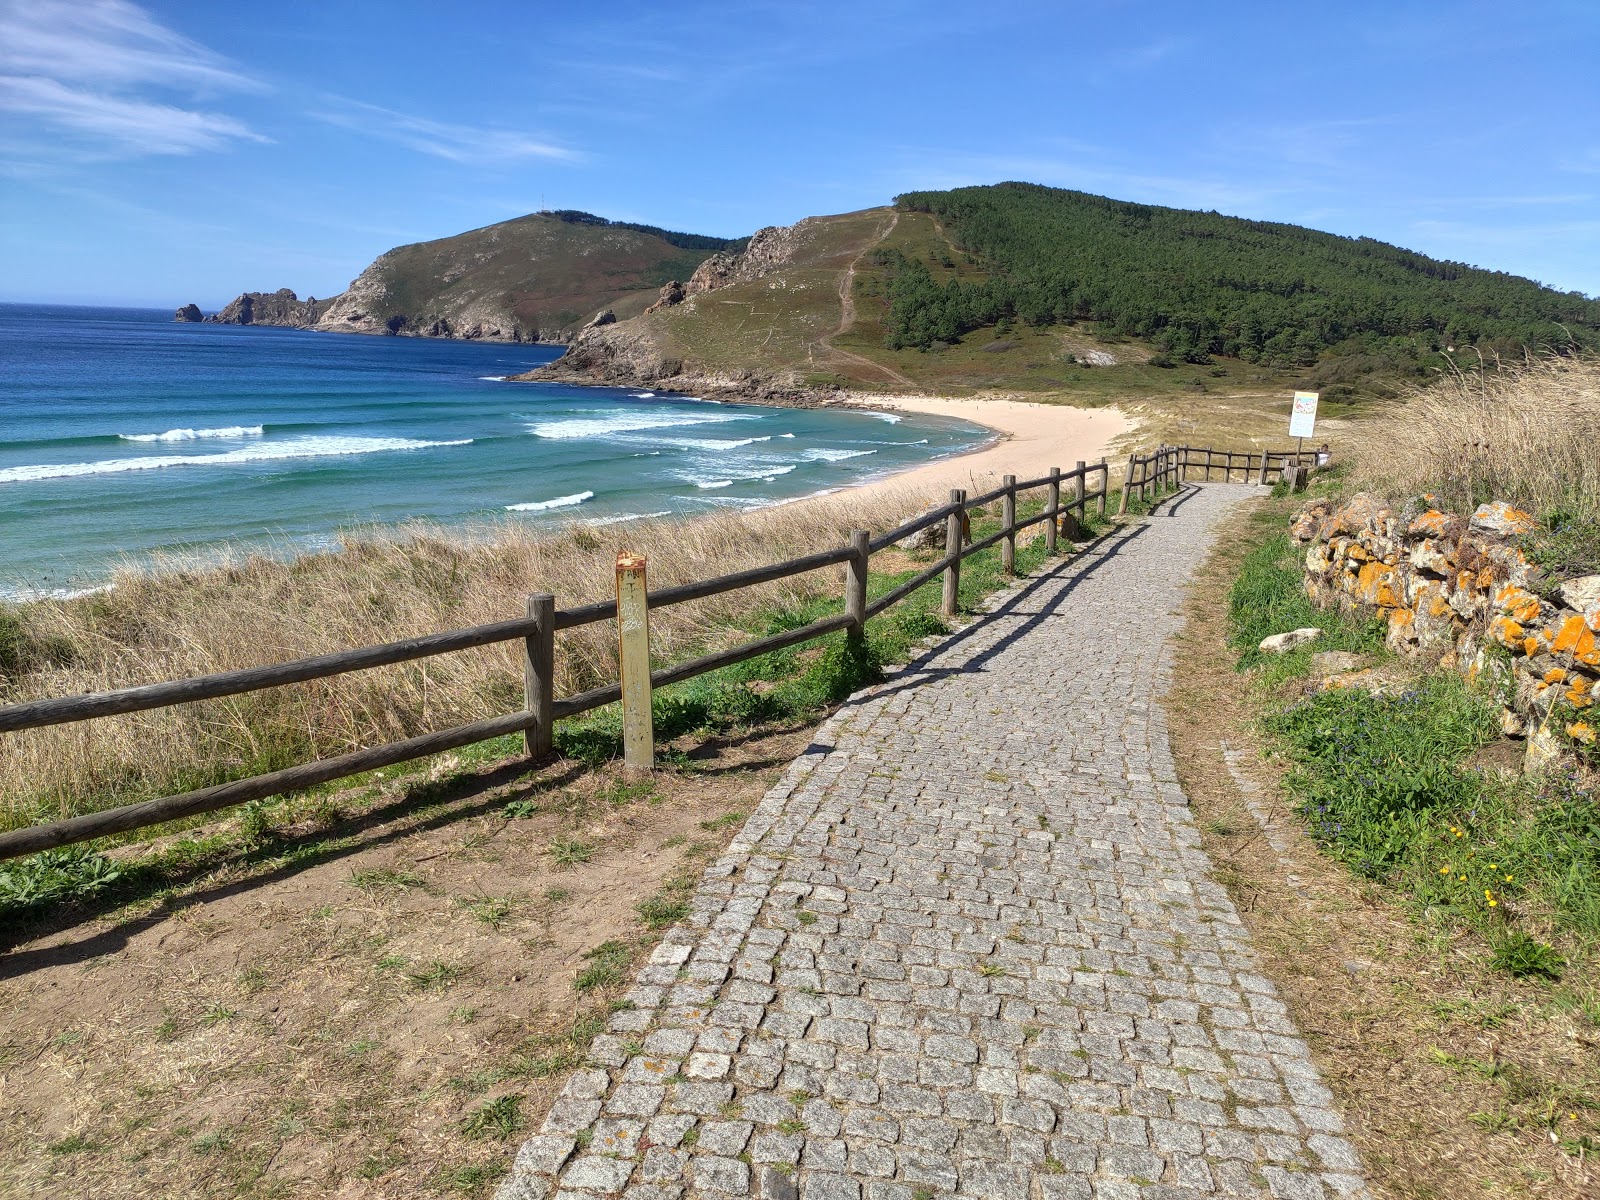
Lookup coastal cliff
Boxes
[208,289,333,329]
[512,220,834,400]
[206,211,739,345]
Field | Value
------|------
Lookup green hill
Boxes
[887,182,1600,383]
[212,211,742,343]
[529,185,1600,404]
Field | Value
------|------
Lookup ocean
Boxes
[0,304,987,598]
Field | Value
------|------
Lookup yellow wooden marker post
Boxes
[615,552,653,775]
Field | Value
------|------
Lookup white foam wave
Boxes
[632,391,657,399]
[584,510,673,526]
[0,582,116,602]
[864,412,902,424]
[779,433,796,438]
[0,436,472,484]
[802,448,878,462]
[119,425,264,443]
[529,412,755,439]
[478,375,508,382]
[658,435,772,451]
[685,464,797,489]
[505,490,594,512]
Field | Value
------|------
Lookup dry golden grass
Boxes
[1344,354,1600,522]
[0,489,926,829]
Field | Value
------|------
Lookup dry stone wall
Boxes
[1289,495,1598,767]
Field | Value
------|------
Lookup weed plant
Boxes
[1234,512,1599,979]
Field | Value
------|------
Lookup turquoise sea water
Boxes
[0,305,987,597]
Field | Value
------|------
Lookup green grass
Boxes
[573,940,632,992]
[459,1094,525,1141]
[1233,510,1600,980]
[1228,526,1385,681]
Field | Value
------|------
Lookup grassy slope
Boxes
[591,206,1320,444]
[350,213,720,335]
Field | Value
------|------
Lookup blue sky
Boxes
[3,0,1598,307]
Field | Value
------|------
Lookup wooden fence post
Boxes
[1073,459,1086,531]
[616,553,653,775]
[1097,459,1108,518]
[845,530,869,642]
[1045,467,1060,554]
[1001,475,1017,577]
[525,593,555,759]
[1117,454,1135,516]
[1256,450,1270,485]
[941,489,965,617]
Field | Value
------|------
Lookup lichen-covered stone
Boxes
[1294,494,1600,772]
[1470,501,1538,538]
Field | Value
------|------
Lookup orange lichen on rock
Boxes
[1494,584,1543,624]
[1407,510,1451,538]
[1567,721,1596,745]
[1488,615,1525,651]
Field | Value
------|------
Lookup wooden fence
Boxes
[0,445,1317,862]
[1117,443,1322,512]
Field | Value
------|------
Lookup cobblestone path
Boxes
[498,484,1366,1200]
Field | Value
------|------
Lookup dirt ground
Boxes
[1166,501,1599,1198]
[0,724,814,1199]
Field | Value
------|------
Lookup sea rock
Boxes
[173,303,204,322]
[1469,500,1537,538]
[210,288,329,328]
[1259,627,1323,654]
[586,309,616,329]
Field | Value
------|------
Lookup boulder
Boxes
[1310,650,1364,675]
[902,506,949,551]
[586,309,616,329]
[1469,501,1537,538]
[173,303,204,322]
[1259,627,1323,654]
[1558,574,1600,615]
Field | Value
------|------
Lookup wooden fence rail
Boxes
[0,445,1316,861]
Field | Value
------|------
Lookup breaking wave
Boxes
[529,412,756,439]
[0,436,472,484]
[505,490,595,512]
[118,425,264,443]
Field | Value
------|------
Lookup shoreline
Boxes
[3,387,1132,604]
[796,392,1132,510]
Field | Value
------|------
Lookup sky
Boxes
[2,0,1598,308]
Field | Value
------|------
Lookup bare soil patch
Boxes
[1167,500,1598,1198]
[0,725,812,1199]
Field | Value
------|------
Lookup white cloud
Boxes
[0,0,264,157]
[316,99,577,165]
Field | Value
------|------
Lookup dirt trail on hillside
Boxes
[817,209,916,389]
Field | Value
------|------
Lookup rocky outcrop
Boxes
[521,219,814,396]
[1291,494,1598,766]
[209,210,736,345]
[173,303,204,323]
[208,289,332,328]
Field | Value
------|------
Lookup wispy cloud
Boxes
[316,99,578,165]
[0,0,265,157]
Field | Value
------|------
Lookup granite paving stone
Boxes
[496,484,1368,1200]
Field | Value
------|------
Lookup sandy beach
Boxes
[826,394,1133,506]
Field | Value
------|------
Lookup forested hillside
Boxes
[885,183,1600,378]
